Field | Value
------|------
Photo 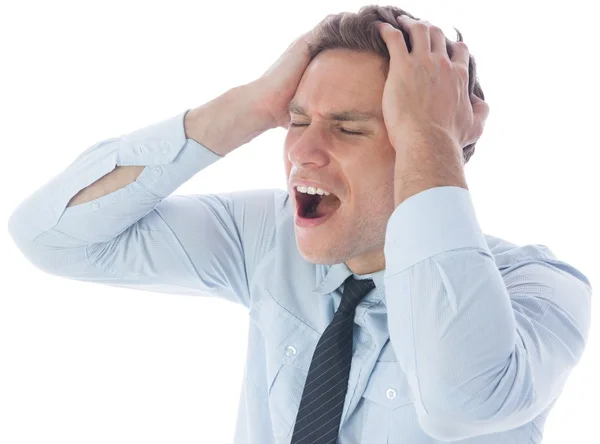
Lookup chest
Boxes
[247,287,415,443]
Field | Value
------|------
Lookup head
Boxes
[284,5,484,275]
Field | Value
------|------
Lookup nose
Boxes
[286,125,330,168]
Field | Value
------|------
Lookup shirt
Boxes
[8,109,593,444]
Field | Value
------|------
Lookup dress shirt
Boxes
[8,109,592,444]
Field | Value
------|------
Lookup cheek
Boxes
[355,167,395,204]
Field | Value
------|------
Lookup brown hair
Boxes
[307,5,484,164]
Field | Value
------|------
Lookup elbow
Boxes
[8,208,67,276]
[414,381,536,441]
[8,205,32,256]
[7,197,42,253]
[414,389,480,441]
[416,405,535,442]
[415,404,500,442]
[417,414,470,442]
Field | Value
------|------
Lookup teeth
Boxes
[296,185,330,196]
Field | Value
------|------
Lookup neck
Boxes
[345,249,385,275]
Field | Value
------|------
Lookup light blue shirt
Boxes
[8,109,592,443]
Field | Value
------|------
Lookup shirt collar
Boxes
[312,262,386,305]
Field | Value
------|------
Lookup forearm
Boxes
[67,83,273,208]
[184,82,276,156]
[393,128,467,207]
[67,165,144,207]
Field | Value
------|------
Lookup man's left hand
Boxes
[376,16,490,154]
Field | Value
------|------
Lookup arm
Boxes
[375,16,591,440]
[66,84,271,207]
[383,186,592,440]
[8,84,279,309]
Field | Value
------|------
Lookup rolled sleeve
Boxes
[8,109,223,247]
[384,186,490,274]
[383,185,592,441]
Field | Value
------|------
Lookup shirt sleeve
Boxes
[7,110,279,309]
[383,185,593,441]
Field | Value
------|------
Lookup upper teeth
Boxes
[296,185,330,196]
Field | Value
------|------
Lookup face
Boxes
[284,48,397,275]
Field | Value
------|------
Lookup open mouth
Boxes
[295,190,342,219]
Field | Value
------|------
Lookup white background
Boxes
[1,0,598,442]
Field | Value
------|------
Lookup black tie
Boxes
[290,276,376,444]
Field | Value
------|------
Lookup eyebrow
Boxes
[288,99,381,122]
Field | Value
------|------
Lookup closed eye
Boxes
[289,123,363,136]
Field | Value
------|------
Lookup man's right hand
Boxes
[251,29,316,130]
[184,28,318,156]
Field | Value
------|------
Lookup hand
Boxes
[251,29,317,129]
[376,16,489,151]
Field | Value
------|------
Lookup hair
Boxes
[306,5,484,164]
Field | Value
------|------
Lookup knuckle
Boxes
[439,56,453,70]
[430,25,444,35]
[456,66,470,83]
[457,64,469,77]
[454,41,469,52]
[413,22,428,32]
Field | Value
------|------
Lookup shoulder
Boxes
[483,233,591,288]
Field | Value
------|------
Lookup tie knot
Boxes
[338,276,376,314]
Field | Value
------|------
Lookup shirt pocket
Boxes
[249,290,319,439]
[360,360,414,444]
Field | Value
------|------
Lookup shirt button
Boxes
[138,144,146,153]
[92,202,100,210]
[285,346,297,356]
[386,388,397,400]
[161,142,171,154]
[152,167,162,177]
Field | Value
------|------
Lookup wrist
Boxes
[393,127,467,206]
[242,80,281,131]
[184,84,274,156]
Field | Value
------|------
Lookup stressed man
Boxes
[8,5,592,444]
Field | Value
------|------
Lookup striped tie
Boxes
[290,276,376,444]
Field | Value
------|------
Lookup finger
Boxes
[376,22,409,59]
[451,41,470,69]
[427,23,448,55]
[397,15,430,55]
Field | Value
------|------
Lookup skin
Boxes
[284,16,489,276]
[284,49,396,274]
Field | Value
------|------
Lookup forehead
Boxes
[288,99,381,122]
[290,49,385,122]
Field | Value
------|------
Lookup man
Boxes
[8,5,592,444]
